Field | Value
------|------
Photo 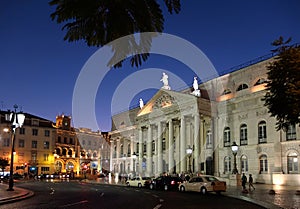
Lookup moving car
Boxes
[149,176,183,191]
[126,176,152,188]
[178,175,226,194]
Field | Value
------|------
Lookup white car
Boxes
[126,176,151,188]
[178,175,226,194]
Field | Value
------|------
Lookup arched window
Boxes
[66,162,74,171]
[127,144,131,155]
[68,149,73,157]
[224,156,231,174]
[287,152,298,174]
[259,155,268,173]
[237,83,248,91]
[258,121,267,143]
[240,124,248,145]
[241,155,248,173]
[114,146,117,158]
[162,138,166,151]
[286,124,296,141]
[222,88,232,95]
[206,130,212,149]
[223,127,231,147]
[93,152,97,158]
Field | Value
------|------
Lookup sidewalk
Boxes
[225,183,300,209]
[0,181,34,205]
[1,179,300,209]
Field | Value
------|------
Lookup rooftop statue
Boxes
[139,98,144,109]
[192,76,201,97]
[193,76,199,90]
[160,72,171,90]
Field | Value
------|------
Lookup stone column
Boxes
[194,114,200,172]
[180,116,186,172]
[146,125,152,176]
[168,119,174,174]
[138,128,143,174]
[157,122,163,174]
[110,140,114,172]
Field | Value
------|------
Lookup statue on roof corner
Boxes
[192,76,201,97]
[139,98,144,109]
[160,72,171,90]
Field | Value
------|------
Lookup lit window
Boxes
[224,156,231,174]
[241,155,248,172]
[287,152,298,174]
[259,155,268,173]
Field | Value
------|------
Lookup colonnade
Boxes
[110,114,208,177]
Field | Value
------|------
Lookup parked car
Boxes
[178,175,226,194]
[149,176,183,191]
[126,176,152,188]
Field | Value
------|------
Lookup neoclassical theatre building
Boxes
[109,55,300,186]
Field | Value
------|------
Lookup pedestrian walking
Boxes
[248,174,255,191]
[241,173,247,190]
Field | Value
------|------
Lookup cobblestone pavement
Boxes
[225,184,300,209]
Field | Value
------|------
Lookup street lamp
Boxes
[6,104,25,191]
[231,142,239,174]
[186,146,193,173]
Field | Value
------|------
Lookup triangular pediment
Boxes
[137,89,198,117]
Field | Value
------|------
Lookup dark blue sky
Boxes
[0,1,299,131]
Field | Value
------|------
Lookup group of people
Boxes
[241,173,255,191]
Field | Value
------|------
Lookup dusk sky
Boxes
[0,1,299,132]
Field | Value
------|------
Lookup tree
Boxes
[49,0,181,68]
[263,37,300,130]
[0,158,9,176]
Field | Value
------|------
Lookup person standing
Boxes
[248,174,255,191]
[241,173,247,190]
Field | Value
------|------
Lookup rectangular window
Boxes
[70,138,73,144]
[41,167,49,172]
[32,129,38,136]
[32,119,39,126]
[57,136,61,143]
[44,141,50,149]
[44,154,49,161]
[44,130,50,137]
[287,124,296,141]
[144,143,147,153]
[19,139,25,148]
[3,138,10,147]
[64,137,67,144]
[31,152,37,161]
[162,139,166,151]
[240,125,248,145]
[19,128,25,135]
[32,140,37,148]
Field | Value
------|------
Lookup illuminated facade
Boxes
[0,111,56,176]
[53,114,111,176]
[109,56,300,186]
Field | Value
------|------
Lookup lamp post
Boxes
[231,142,239,174]
[6,105,25,191]
[186,146,193,173]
